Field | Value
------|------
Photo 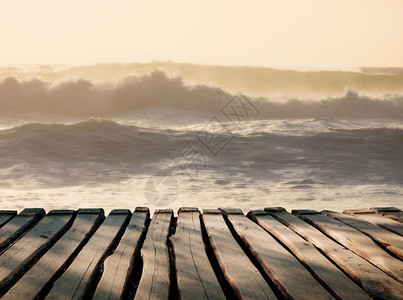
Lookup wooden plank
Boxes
[2,208,104,300]
[249,210,371,300]
[0,208,45,253]
[202,209,276,299]
[0,210,74,293]
[221,208,333,300]
[135,209,173,300]
[170,208,225,300]
[92,207,150,300]
[323,210,403,260]
[293,210,403,283]
[371,207,402,216]
[371,207,403,223]
[46,209,130,300]
[344,209,403,236]
[265,207,403,300]
[0,211,16,229]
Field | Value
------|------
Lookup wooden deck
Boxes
[0,207,401,299]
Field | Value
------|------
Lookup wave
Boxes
[0,118,185,187]
[2,62,403,97]
[1,118,403,187]
[0,118,181,162]
[1,72,403,120]
[0,71,230,117]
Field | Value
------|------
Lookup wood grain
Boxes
[344,209,403,236]
[0,210,74,293]
[249,210,371,300]
[293,209,403,283]
[46,209,130,300]
[0,211,16,229]
[134,209,173,300]
[93,207,149,300]
[265,207,403,300]
[0,208,45,253]
[323,210,403,260]
[171,208,225,300]
[202,209,276,299]
[223,208,333,300]
[2,209,104,299]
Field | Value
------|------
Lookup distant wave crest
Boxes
[2,62,403,97]
[1,71,403,119]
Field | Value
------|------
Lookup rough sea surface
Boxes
[0,64,402,213]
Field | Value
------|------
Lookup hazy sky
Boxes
[1,0,402,68]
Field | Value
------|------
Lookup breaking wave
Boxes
[2,62,403,97]
[1,63,403,210]
[1,71,403,120]
[1,118,403,187]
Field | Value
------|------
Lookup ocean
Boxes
[0,63,402,213]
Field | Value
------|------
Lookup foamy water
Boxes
[0,64,402,213]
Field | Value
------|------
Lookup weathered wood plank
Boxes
[93,207,149,300]
[135,209,173,300]
[0,210,74,293]
[170,208,225,300]
[46,209,130,300]
[344,209,403,236]
[0,211,16,229]
[371,207,403,216]
[371,207,403,223]
[221,208,333,300]
[265,207,403,300]
[202,209,276,299]
[2,209,104,299]
[249,210,371,300]
[323,210,403,260]
[293,210,403,283]
[0,208,45,253]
